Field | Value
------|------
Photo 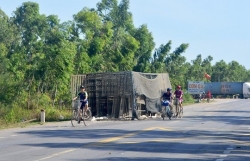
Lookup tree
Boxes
[246,70,250,82]
[165,43,189,88]
[211,60,229,82]
[96,0,139,71]
[132,25,155,72]
[227,61,248,81]
[0,9,18,47]
[187,54,203,81]
[37,15,76,105]
[97,0,133,31]
[187,55,213,82]
[73,8,112,73]
[5,2,77,108]
[151,41,172,73]
[0,9,19,74]
[201,55,213,81]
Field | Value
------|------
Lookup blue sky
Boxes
[1,0,250,70]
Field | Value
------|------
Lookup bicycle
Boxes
[174,98,183,118]
[161,100,173,120]
[71,100,92,127]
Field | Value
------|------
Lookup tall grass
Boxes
[0,102,72,129]
[183,90,196,105]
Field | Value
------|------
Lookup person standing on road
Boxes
[207,90,211,98]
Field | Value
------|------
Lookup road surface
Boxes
[0,99,250,161]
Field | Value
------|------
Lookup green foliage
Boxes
[132,25,155,72]
[211,60,229,82]
[3,107,15,123]
[36,94,52,107]
[3,106,38,124]
[0,104,71,127]
[0,9,19,47]
[183,91,195,104]
[1,0,250,125]
[38,106,72,122]
[42,107,61,121]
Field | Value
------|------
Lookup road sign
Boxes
[188,81,204,94]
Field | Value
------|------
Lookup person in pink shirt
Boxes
[173,85,183,109]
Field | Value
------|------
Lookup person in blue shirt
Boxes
[73,85,88,122]
[161,88,173,102]
[161,88,173,112]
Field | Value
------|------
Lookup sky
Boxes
[1,0,250,70]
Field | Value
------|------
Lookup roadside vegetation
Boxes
[0,0,250,128]
[182,91,196,105]
[0,102,72,129]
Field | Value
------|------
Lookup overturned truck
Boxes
[71,71,172,119]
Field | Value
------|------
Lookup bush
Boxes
[3,105,39,124]
[42,107,61,121]
[183,90,195,104]
[38,106,72,122]
[0,104,72,128]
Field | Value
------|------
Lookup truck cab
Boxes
[243,82,250,99]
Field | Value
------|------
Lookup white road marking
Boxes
[238,133,250,136]
[219,155,227,157]
[227,147,233,150]
[223,150,230,154]
[0,135,17,139]
[34,149,75,161]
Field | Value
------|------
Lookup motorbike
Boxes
[161,100,173,120]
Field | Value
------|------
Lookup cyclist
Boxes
[72,85,88,123]
[161,88,173,113]
[173,85,183,113]
[161,88,173,119]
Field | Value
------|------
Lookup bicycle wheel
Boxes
[161,107,165,120]
[167,111,172,120]
[167,106,173,120]
[179,107,183,118]
[83,109,92,126]
[71,109,79,127]
[175,100,179,118]
[160,106,164,120]
[162,114,165,120]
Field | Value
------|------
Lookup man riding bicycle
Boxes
[72,85,88,123]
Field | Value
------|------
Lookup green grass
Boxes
[0,119,40,130]
[182,92,196,105]
[0,104,72,130]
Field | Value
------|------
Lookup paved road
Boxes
[0,99,250,161]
